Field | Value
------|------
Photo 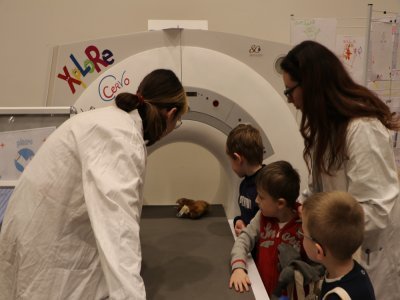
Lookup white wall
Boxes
[0,0,398,107]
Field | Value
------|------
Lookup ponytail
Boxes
[116,69,188,146]
[138,104,166,146]
[115,92,142,112]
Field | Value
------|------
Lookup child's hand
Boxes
[234,220,246,236]
[229,268,251,292]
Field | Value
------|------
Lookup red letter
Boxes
[85,45,108,73]
[57,66,82,94]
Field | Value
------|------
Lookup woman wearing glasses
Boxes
[280,40,400,300]
[0,69,188,300]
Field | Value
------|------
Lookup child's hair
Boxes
[255,160,300,209]
[302,191,364,260]
[115,69,188,146]
[226,124,264,165]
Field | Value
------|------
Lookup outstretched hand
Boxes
[229,268,251,292]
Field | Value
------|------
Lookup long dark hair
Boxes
[280,40,399,174]
[115,69,187,146]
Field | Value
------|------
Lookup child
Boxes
[229,160,303,296]
[301,191,376,299]
[226,124,264,236]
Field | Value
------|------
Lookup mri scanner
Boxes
[48,29,307,219]
[1,29,308,299]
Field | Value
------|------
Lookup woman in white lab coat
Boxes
[0,69,188,300]
[280,41,400,300]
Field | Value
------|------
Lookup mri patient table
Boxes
[140,205,260,300]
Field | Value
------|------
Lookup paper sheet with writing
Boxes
[291,18,337,50]
[368,22,394,81]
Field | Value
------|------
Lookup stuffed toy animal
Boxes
[176,198,210,219]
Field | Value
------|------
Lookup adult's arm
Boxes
[80,127,146,300]
[346,118,399,232]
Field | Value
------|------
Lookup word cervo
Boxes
[98,71,131,101]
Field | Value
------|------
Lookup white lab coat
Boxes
[301,117,400,300]
[0,105,147,300]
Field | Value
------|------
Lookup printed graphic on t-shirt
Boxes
[239,195,253,209]
[259,223,301,251]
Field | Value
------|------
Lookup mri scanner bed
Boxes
[140,204,258,300]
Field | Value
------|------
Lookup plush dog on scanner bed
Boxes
[176,198,210,219]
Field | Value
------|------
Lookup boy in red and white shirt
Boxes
[229,160,304,296]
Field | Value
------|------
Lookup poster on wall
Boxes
[335,35,366,84]
[0,127,55,181]
[290,18,337,51]
[373,90,400,166]
[368,22,394,81]
[388,97,400,166]
[391,20,400,81]
[366,15,400,167]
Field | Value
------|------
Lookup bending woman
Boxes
[0,69,188,300]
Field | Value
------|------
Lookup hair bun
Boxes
[115,92,138,112]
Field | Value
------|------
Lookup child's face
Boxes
[255,188,280,218]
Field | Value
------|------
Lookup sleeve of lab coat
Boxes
[80,129,146,300]
[345,119,399,232]
[298,175,315,204]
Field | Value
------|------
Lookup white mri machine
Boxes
[48,28,307,218]
[46,29,308,299]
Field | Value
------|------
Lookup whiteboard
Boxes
[0,106,72,186]
[0,107,72,133]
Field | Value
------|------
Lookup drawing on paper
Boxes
[336,36,365,84]
[290,18,337,50]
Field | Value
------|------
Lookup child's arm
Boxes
[231,211,260,260]
[229,211,261,291]
[229,268,251,292]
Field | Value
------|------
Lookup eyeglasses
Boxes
[297,227,317,243]
[175,118,183,129]
[297,227,326,256]
[283,83,300,98]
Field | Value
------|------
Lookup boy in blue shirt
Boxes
[226,124,264,237]
[301,191,375,299]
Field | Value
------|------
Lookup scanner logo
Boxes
[249,44,262,56]
[98,70,131,102]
